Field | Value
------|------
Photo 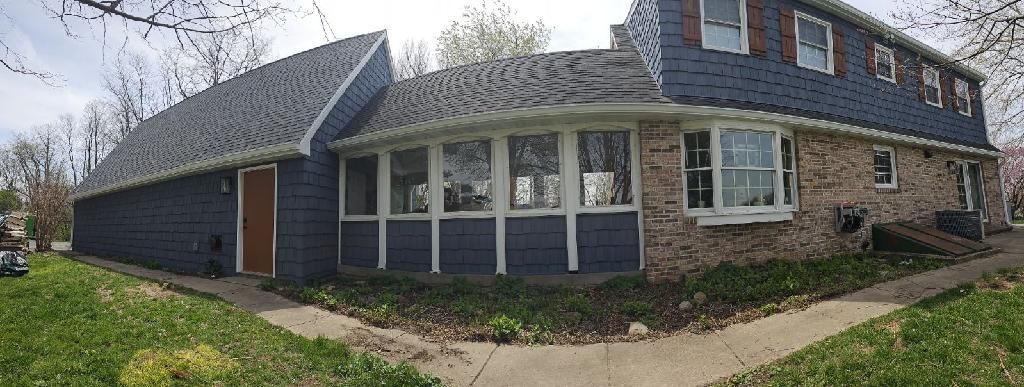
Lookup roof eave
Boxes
[328,103,1003,158]
[799,0,986,82]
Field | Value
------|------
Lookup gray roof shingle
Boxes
[339,43,669,139]
[77,31,385,196]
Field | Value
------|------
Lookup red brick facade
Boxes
[639,120,1010,282]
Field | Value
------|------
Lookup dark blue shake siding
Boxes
[386,220,432,272]
[440,218,497,275]
[73,169,238,274]
[505,216,569,275]
[577,212,642,273]
[339,221,378,268]
[627,0,989,148]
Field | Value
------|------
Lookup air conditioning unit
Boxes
[835,203,869,233]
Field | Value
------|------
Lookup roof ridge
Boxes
[392,48,632,86]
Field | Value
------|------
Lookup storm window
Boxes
[955,78,971,116]
[390,147,430,214]
[875,44,896,82]
[796,13,832,73]
[702,0,746,53]
[508,134,561,210]
[344,155,378,216]
[442,140,493,212]
[578,131,633,207]
[873,145,898,189]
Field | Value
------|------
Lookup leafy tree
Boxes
[436,0,552,68]
[0,190,19,214]
[1003,147,1024,221]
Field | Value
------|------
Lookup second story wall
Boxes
[627,0,990,149]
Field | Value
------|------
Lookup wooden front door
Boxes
[242,167,276,275]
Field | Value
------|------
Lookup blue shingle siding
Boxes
[72,169,238,274]
[386,220,432,272]
[653,0,990,148]
[276,40,394,281]
[626,0,664,86]
[576,212,641,273]
[439,218,497,275]
[339,221,378,268]
[505,216,569,275]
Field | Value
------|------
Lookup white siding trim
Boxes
[564,131,581,273]
[493,137,509,275]
[428,145,442,273]
[377,152,389,269]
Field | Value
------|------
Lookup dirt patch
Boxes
[886,320,905,351]
[96,287,114,302]
[131,283,181,300]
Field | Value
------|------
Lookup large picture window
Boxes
[702,0,746,53]
[442,140,493,212]
[390,147,429,214]
[795,12,832,73]
[682,123,796,215]
[578,131,633,207]
[344,155,378,216]
[508,134,561,210]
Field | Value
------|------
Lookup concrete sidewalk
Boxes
[69,230,1023,386]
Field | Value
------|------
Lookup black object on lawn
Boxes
[0,251,28,277]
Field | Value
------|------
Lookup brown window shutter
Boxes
[865,39,876,75]
[940,72,950,107]
[950,77,959,110]
[682,0,702,46]
[894,51,905,84]
[780,7,797,63]
[747,0,767,56]
[833,28,846,76]
[917,66,926,101]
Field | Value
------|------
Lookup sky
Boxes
[0,0,917,142]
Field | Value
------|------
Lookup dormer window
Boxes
[875,44,896,83]
[923,66,942,107]
[795,12,833,74]
[955,78,971,116]
[701,0,748,53]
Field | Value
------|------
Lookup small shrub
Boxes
[562,294,593,317]
[258,279,275,291]
[696,314,712,330]
[203,259,224,279]
[363,303,396,326]
[495,275,527,299]
[488,314,522,342]
[619,301,655,319]
[759,303,780,315]
[300,287,338,308]
[451,295,485,319]
[337,352,443,387]
[600,275,646,291]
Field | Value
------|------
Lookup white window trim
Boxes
[955,78,972,117]
[874,44,897,83]
[872,144,898,189]
[923,65,943,108]
[794,11,834,75]
[337,122,645,275]
[680,120,798,221]
[700,0,749,55]
[439,137,497,217]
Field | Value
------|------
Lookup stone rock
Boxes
[678,301,693,311]
[693,292,708,305]
[628,321,649,335]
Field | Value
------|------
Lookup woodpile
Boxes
[1,213,28,251]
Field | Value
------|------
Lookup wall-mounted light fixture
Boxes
[220,177,233,194]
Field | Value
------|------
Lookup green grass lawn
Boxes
[723,268,1024,386]
[0,254,441,386]
[1014,218,1023,225]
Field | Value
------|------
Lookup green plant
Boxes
[363,303,396,326]
[495,275,527,299]
[300,287,338,308]
[142,260,161,270]
[258,279,276,291]
[336,352,443,387]
[488,314,522,342]
[696,314,712,330]
[452,295,485,319]
[619,301,655,319]
[204,259,224,278]
[760,303,780,315]
[562,294,593,317]
[600,275,647,291]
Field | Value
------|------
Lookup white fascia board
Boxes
[299,31,389,156]
[798,0,986,82]
[71,143,302,201]
[327,103,1005,158]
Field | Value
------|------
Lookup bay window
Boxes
[390,147,430,214]
[796,12,832,74]
[578,131,633,207]
[508,134,561,210]
[682,123,797,218]
[344,155,378,216]
[702,0,747,53]
[442,140,493,212]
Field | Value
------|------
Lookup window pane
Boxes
[956,165,969,209]
[684,131,712,169]
[799,44,829,70]
[781,137,794,171]
[722,169,775,207]
[876,49,894,79]
[345,155,378,216]
[721,130,774,169]
[390,147,429,214]
[967,163,986,218]
[705,23,742,51]
[686,170,713,209]
[578,131,632,206]
[705,0,741,23]
[783,171,794,205]
[874,150,894,186]
[443,140,493,212]
[509,134,561,210]
[798,17,829,47]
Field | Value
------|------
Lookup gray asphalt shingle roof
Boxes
[76,31,385,196]
[339,42,669,139]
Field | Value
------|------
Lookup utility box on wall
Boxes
[835,203,869,233]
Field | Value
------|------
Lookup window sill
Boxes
[689,211,795,226]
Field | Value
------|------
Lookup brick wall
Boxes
[639,120,1010,282]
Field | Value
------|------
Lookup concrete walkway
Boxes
[68,230,1022,387]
